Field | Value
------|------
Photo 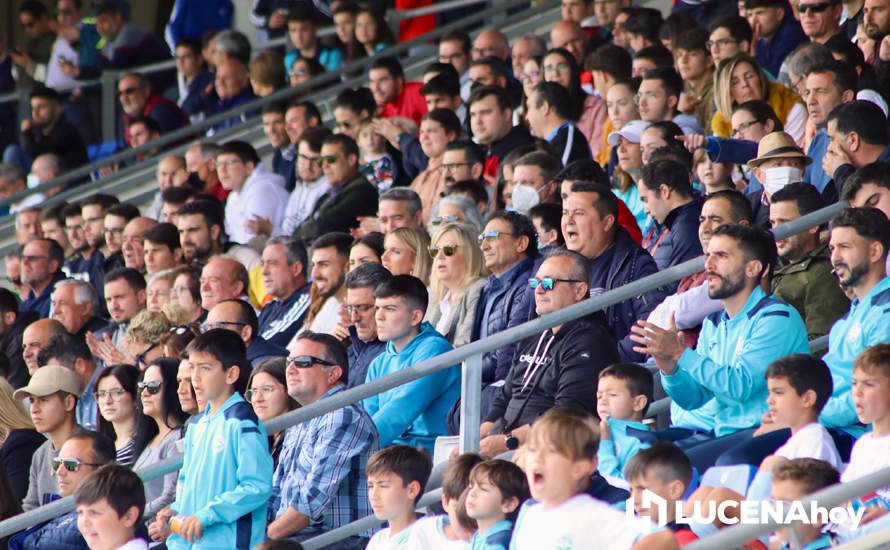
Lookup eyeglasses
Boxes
[103,227,124,236]
[53,457,101,472]
[528,277,584,291]
[429,245,460,258]
[118,87,140,96]
[135,342,160,368]
[798,2,837,13]
[287,355,337,368]
[543,63,570,76]
[705,38,738,50]
[297,153,320,163]
[477,230,504,244]
[200,321,248,332]
[216,159,243,169]
[431,215,459,226]
[137,380,163,395]
[245,385,279,402]
[345,303,375,315]
[731,119,761,138]
[440,162,472,172]
[94,387,128,400]
[519,70,540,83]
[317,155,339,166]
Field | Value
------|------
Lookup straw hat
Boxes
[747,131,812,168]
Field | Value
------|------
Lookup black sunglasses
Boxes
[137,380,163,395]
[286,355,337,369]
[797,2,837,13]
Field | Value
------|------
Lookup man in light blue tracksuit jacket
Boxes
[362,275,460,453]
[631,224,808,471]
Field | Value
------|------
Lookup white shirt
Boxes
[511,494,651,550]
[47,37,78,89]
[775,422,842,468]
[282,176,329,235]
[224,163,289,244]
[116,539,149,550]
[405,516,469,549]
[842,432,890,501]
[306,295,342,335]
[11,192,45,214]
[367,524,415,550]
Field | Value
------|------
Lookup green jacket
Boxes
[771,243,850,340]
[293,173,378,243]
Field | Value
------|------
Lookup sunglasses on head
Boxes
[528,277,584,291]
[53,457,101,472]
[287,355,337,369]
[429,245,459,258]
[137,380,163,395]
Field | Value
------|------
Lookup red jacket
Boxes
[382,82,428,125]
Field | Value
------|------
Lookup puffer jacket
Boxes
[470,257,536,383]
[13,512,87,550]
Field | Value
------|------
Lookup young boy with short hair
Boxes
[74,464,148,550]
[366,445,434,549]
[466,459,530,550]
[770,458,841,549]
[408,453,484,546]
[596,363,654,480]
[149,329,273,550]
[510,408,676,549]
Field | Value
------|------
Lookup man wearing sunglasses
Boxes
[479,250,619,458]
[267,331,377,543]
[362,275,460,452]
[798,0,844,43]
[10,429,115,549]
[294,134,378,244]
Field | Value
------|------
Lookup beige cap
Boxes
[747,131,812,168]
[13,365,81,400]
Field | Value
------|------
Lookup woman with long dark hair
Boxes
[541,47,606,158]
[95,364,157,466]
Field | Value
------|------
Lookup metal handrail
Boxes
[0,199,849,539]
[0,0,548,211]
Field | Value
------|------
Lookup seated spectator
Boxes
[278,126,333,236]
[0,163,43,213]
[294,134,378,243]
[262,103,296,192]
[354,8,395,58]
[21,237,66,318]
[370,56,427,125]
[216,140,288,245]
[589,46,634,165]
[382,227,432,282]
[68,195,118,294]
[267,331,378,543]
[438,30,473,100]
[51,279,106,341]
[149,330,273,549]
[596,363,654,481]
[362,275,459,451]
[332,87,376,140]
[541,48,606,157]
[41,202,73,259]
[431,195,485,236]
[638,159,704,274]
[301,232,351,336]
[147,270,176,313]
[248,51,286,97]
[675,28,716,134]
[185,142,229,202]
[206,59,256,136]
[11,430,116,549]
[117,73,189,146]
[133,358,187,525]
[143,223,184,275]
[526,82,592,165]
[79,2,171,80]
[502,151,560,216]
[169,266,204,324]
[8,1,54,89]
[640,121,687,165]
[357,120,396,193]
[825,101,890,197]
[125,116,162,161]
[408,453,482,545]
[632,225,808,471]
[843,164,890,269]
[206,299,287,366]
[631,45,674,78]
[208,29,252,68]
[95,364,154,465]
[769,183,849,339]
[175,200,261,270]
[342,263,390,387]
[607,120,650,229]
[145,155,187,221]
[480,250,618,457]
[348,233,385,270]
[528,202,564,255]
[366,445,431,547]
[174,37,214,123]
[27,153,65,198]
[15,364,81,511]
[468,86,533,181]
[6,86,87,173]
[465,459,529,548]
[21,318,66,377]
[637,67,702,135]
[562,181,666,360]
[373,188,426,237]
[0,289,33,389]
[427,223,485,347]
[0,378,43,500]
[284,6,343,73]
[258,237,311,349]
[770,459,842,547]
[91,267,147,353]
[711,54,806,143]
[421,73,465,122]
[708,16,753,67]
[39,331,101,430]
[246,358,297,468]
[746,0,807,77]
[200,256,250,312]
[411,137,481,226]
[74,463,151,550]
[511,409,675,548]
[160,186,196,224]
[121,216,158,272]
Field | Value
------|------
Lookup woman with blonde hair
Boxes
[147,269,177,313]
[382,227,432,284]
[93,310,171,370]
[711,54,806,144]
[0,378,43,500]
[426,223,486,347]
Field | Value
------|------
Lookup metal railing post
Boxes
[459,353,483,453]
[100,70,118,143]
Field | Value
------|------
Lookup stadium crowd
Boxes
[4,0,890,548]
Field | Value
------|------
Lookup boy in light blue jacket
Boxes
[596,363,654,480]
[362,275,460,453]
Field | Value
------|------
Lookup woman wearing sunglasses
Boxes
[95,364,156,466]
[426,223,487,348]
[246,358,299,468]
[382,227,432,284]
[133,358,188,526]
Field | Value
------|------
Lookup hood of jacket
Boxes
[382,321,443,356]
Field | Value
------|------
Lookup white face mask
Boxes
[511,183,541,214]
[761,166,803,196]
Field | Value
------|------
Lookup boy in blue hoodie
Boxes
[362,275,460,452]
[596,363,654,480]
[150,329,273,550]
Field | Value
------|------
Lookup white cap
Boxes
[607,120,651,146]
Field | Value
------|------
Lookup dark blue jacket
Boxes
[754,7,806,77]
[644,199,703,277]
[258,284,310,349]
[272,147,296,192]
[21,273,66,319]
[831,146,890,199]
[471,257,536,383]
[347,326,386,389]
[165,0,233,47]
[12,511,87,550]
[397,133,429,181]
[704,136,761,192]
[64,250,107,304]
[208,86,257,135]
[179,69,214,117]
[247,336,287,367]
